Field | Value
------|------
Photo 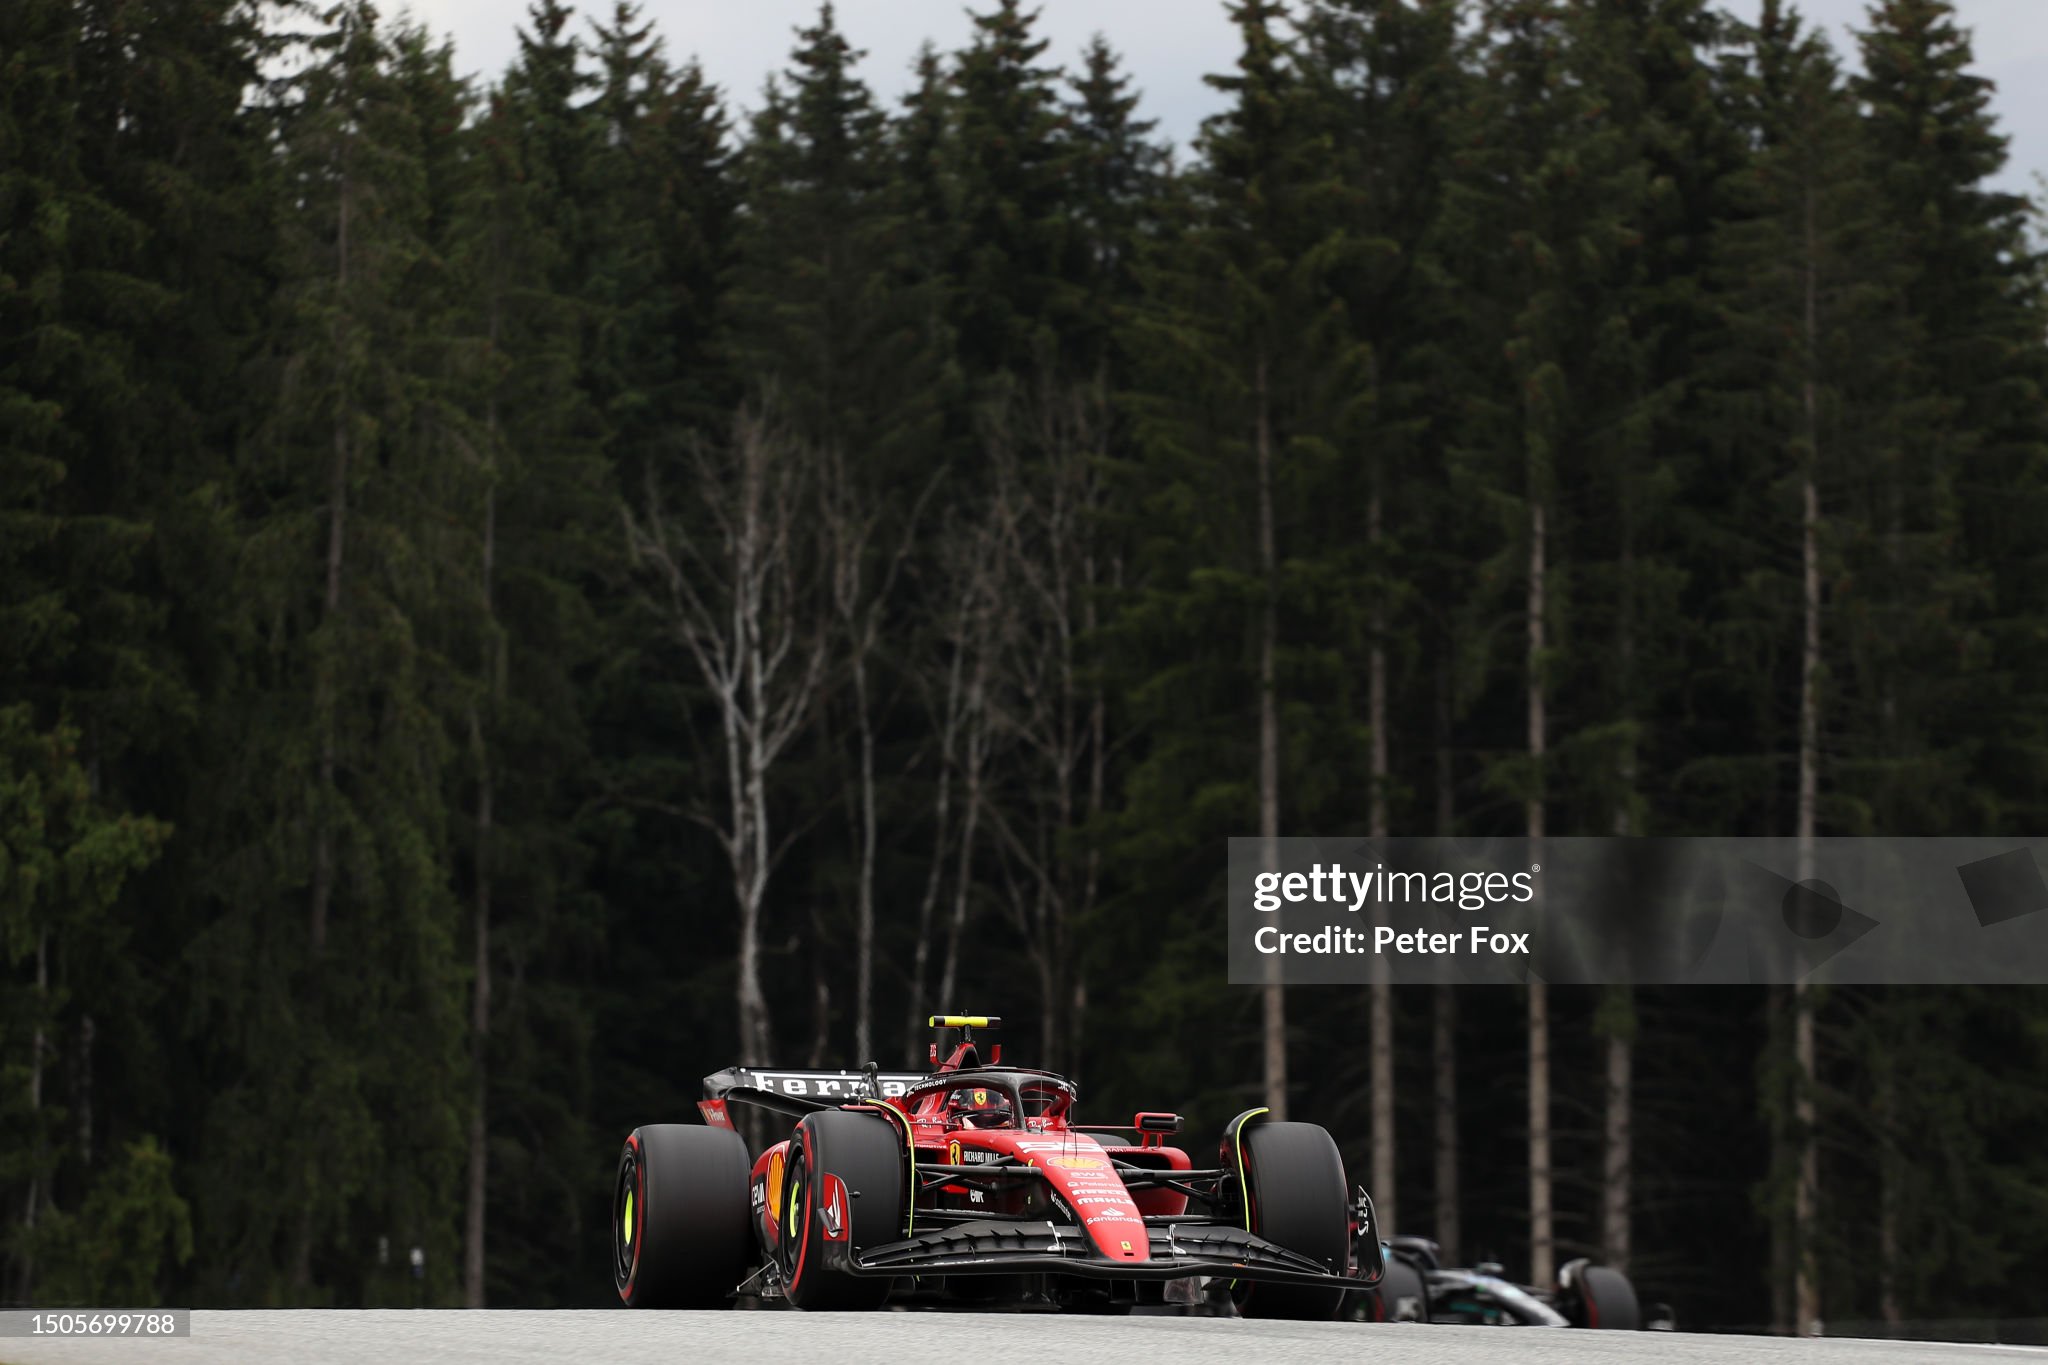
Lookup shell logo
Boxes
[1048,1156,1106,1171]
[765,1150,786,1225]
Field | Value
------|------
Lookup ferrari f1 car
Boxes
[612,1015,1385,1315]
[1361,1233,1671,1329]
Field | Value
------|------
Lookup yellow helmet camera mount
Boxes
[927,1014,1002,1065]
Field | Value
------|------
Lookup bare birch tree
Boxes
[976,384,1122,1069]
[624,404,828,1066]
[822,448,935,1064]
[1599,985,1634,1272]
[934,540,998,1021]
[902,571,972,1063]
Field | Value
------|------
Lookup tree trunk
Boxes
[1077,457,1111,1076]
[1432,646,1459,1261]
[1793,988,1817,1335]
[464,315,502,1311]
[1528,982,1552,1287]
[852,648,877,1063]
[1793,185,1824,1338]
[465,744,491,1308]
[1255,353,1287,1120]
[937,778,981,1013]
[1367,479,1395,1231]
[1601,989,1632,1271]
[939,648,990,1012]
[312,407,345,958]
[74,1014,93,1170]
[735,433,784,1068]
[808,914,833,1068]
[1435,647,1454,837]
[1433,984,1459,1263]
[1527,490,1552,1288]
[21,929,47,1298]
[1769,987,1793,1336]
[312,133,353,961]
[1878,1058,1901,1329]
[906,592,966,1066]
[1604,503,1637,1274]
[737,787,772,1065]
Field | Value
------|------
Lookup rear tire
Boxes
[1231,1120,1350,1320]
[1368,1256,1429,1322]
[1562,1261,1641,1329]
[782,1109,905,1311]
[614,1124,753,1308]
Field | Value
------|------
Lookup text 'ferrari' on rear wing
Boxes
[699,1066,927,1125]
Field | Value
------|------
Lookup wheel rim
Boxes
[613,1152,640,1287]
[781,1148,808,1283]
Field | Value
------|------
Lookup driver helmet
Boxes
[947,1086,1014,1129]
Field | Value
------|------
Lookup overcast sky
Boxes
[399,1,2048,195]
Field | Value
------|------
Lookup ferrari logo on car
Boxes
[949,1139,962,1165]
[974,1090,988,1105]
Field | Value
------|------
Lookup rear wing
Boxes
[699,1065,926,1127]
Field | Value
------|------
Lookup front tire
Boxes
[782,1109,906,1311]
[613,1124,753,1308]
[1228,1118,1351,1320]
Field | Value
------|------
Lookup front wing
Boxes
[818,1218,1355,1290]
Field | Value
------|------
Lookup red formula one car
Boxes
[612,1015,1385,1315]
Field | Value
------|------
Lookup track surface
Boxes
[5,1311,2045,1365]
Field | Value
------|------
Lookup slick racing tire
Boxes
[1229,1119,1351,1320]
[614,1124,753,1308]
[782,1109,906,1311]
[1561,1259,1642,1330]
[1367,1256,1429,1322]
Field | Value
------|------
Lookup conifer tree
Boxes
[1297,0,1468,1239]
[1445,0,1661,1285]
[191,3,469,1302]
[1851,0,2048,834]
[1711,6,1899,1324]
[446,1,629,1306]
[950,1,1077,386]
[1065,35,1168,388]
[1118,0,1347,1119]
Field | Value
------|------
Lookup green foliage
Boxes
[0,706,168,1296]
[29,1138,193,1307]
[0,707,167,956]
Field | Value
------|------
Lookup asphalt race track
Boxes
[6,1312,2047,1365]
